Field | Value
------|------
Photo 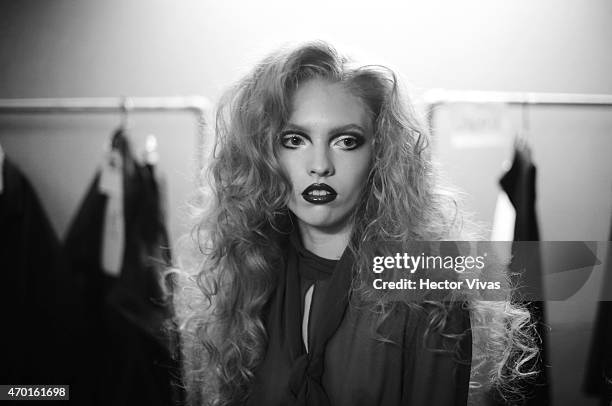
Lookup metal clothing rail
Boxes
[423,89,612,107]
[0,96,212,169]
[0,96,211,115]
[422,89,612,135]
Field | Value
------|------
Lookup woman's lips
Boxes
[301,183,337,205]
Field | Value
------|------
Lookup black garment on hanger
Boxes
[497,145,550,405]
[500,145,539,241]
[64,130,180,406]
[583,213,612,405]
[0,158,74,396]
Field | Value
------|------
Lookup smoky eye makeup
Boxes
[331,132,366,150]
[280,130,309,149]
[279,124,369,150]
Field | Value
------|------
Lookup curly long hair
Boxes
[174,41,540,406]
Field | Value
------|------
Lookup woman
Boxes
[175,41,539,406]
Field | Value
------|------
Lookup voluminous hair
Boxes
[174,41,540,406]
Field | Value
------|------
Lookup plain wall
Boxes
[1,1,611,405]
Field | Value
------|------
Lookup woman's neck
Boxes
[297,222,352,260]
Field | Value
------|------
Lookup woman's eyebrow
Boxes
[283,123,366,133]
[281,123,308,133]
[329,124,366,134]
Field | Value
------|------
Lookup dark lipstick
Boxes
[301,183,337,205]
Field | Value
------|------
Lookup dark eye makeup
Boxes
[280,131,308,149]
[280,129,366,151]
[332,133,365,150]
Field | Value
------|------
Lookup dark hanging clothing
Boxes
[498,145,550,405]
[500,146,539,242]
[583,213,612,404]
[63,132,180,406]
[247,229,472,406]
[0,157,74,392]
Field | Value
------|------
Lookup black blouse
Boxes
[247,230,472,406]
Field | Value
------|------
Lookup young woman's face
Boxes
[278,78,373,235]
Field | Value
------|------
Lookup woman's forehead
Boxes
[287,79,371,132]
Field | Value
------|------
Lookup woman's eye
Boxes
[334,135,362,150]
[341,138,356,148]
[281,135,305,148]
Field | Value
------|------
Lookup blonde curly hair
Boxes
[173,41,540,406]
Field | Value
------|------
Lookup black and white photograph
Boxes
[1,1,611,405]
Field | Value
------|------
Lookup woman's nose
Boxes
[308,146,334,177]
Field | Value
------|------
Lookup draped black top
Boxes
[247,229,472,406]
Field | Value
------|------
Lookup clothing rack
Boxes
[0,96,212,167]
[422,89,612,107]
[422,89,612,134]
[0,96,211,115]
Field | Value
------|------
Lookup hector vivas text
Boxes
[371,252,501,291]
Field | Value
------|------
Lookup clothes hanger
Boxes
[111,96,132,155]
[515,101,533,162]
[99,96,134,194]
